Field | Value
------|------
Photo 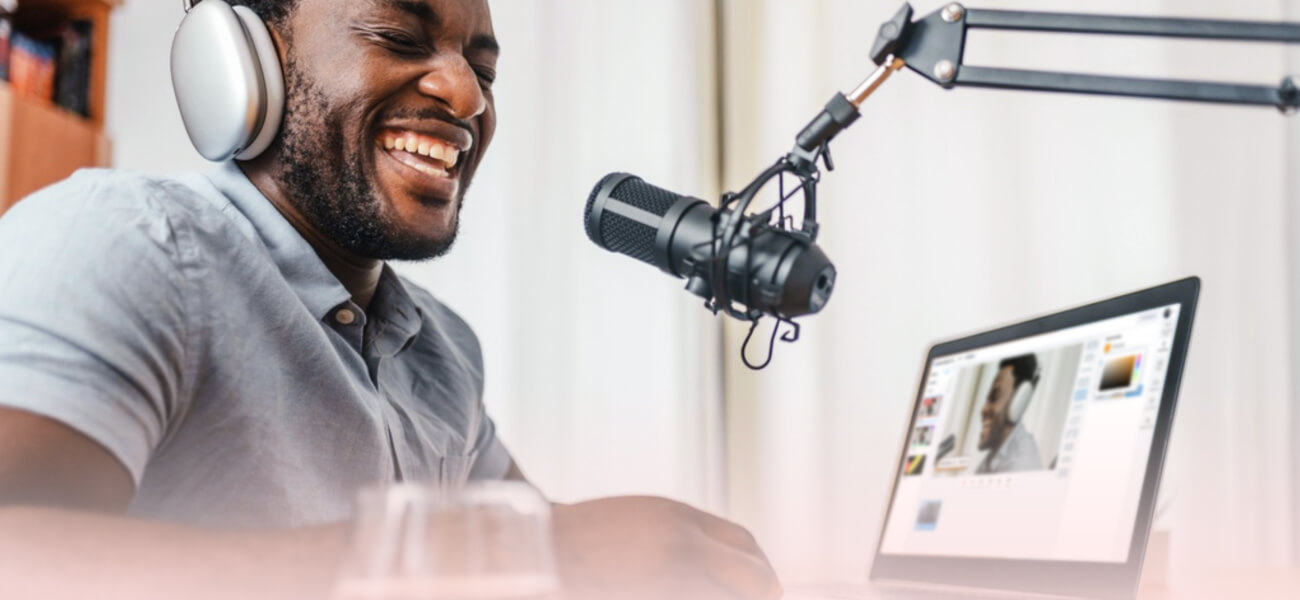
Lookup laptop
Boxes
[789,277,1200,600]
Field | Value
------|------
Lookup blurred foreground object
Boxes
[333,481,558,600]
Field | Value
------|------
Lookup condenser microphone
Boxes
[584,173,836,319]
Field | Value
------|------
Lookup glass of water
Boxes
[332,480,558,600]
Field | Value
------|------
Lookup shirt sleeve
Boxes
[0,171,197,485]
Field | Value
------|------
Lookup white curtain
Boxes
[719,0,1299,583]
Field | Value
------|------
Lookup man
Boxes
[975,354,1043,475]
[0,1,780,598]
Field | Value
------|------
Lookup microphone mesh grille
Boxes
[603,214,656,264]
[588,176,683,267]
[610,177,681,215]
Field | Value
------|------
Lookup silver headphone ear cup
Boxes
[171,1,267,161]
[1008,380,1034,424]
[233,5,284,161]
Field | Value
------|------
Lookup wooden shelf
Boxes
[1,0,116,216]
[0,82,110,214]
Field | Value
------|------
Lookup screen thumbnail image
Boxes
[915,500,942,531]
[911,424,934,447]
[934,344,1084,477]
[918,396,943,419]
[903,454,926,476]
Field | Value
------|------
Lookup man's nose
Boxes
[417,55,487,121]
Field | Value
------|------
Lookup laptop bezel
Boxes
[868,277,1201,600]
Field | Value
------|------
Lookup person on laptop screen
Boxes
[977,354,1044,474]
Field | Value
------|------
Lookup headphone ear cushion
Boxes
[1008,380,1034,424]
[233,5,284,160]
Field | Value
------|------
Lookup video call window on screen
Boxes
[881,304,1182,564]
[923,344,1082,478]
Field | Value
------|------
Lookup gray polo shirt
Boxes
[0,162,510,528]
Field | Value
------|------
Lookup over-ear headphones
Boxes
[171,0,285,161]
[1008,365,1041,424]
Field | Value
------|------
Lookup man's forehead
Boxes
[348,0,497,49]
[355,0,494,29]
[374,0,441,23]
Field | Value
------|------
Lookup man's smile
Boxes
[380,129,462,174]
[375,127,472,202]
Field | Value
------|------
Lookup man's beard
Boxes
[274,58,461,261]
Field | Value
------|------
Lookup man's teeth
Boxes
[381,133,461,168]
[406,159,448,178]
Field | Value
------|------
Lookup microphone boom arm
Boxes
[782,0,1300,255]
[857,2,1300,111]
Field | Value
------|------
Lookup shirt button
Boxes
[335,308,357,326]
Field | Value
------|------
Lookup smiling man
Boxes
[0,1,779,598]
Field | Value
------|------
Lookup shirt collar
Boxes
[204,161,351,322]
[368,264,424,357]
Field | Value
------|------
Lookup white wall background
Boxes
[106,0,1299,587]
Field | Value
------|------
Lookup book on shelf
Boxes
[10,30,55,101]
[1,1,95,118]
[51,20,92,116]
[0,0,15,84]
[0,18,11,84]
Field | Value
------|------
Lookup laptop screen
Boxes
[878,302,1182,564]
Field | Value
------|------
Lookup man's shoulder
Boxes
[3,168,229,231]
[1,168,251,258]
[1010,424,1039,447]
